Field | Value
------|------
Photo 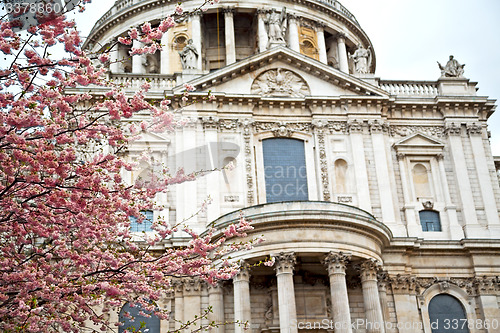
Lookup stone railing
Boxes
[110,73,179,90]
[379,81,439,97]
[93,0,359,33]
[315,0,359,26]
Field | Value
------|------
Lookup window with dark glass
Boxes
[419,210,441,232]
[428,294,469,333]
[129,210,154,232]
[119,301,160,333]
[262,138,308,203]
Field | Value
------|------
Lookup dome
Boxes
[84,0,376,76]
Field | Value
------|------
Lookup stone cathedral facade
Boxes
[84,0,500,332]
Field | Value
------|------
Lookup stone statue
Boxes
[438,55,465,77]
[265,8,287,46]
[178,39,198,70]
[350,44,371,74]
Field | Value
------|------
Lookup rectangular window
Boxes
[262,138,308,203]
[419,210,441,232]
[130,210,154,232]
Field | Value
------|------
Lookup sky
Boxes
[77,0,500,155]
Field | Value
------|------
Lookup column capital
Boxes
[336,32,347,41]
[234,261,250,282]
[369,119,389,134]
[189,10,203,19]
[183,277,204,295]
[223,7,235,15]
[445,122,462,136]
[324,251,351,275]
[359,259,382,283]
[273,252,296,275]
[207,281,224,294]
[347,119,364,133]
[466,122,483,136]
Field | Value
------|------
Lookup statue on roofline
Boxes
[438,55,465,77]
[264,7,287,48]
[349,44,372,74]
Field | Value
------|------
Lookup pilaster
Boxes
[348,120,372,212]
[445,123,484,237]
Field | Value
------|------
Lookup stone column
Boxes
[132,39,145,74]
[109,43,120,73]
[257,9,268,52]
[316,24,327,64]
[326,36,339,68]
[360,260,385,333]
[208,283,225,333]
[160,31,170,74]
[233,262,251,333]
[287,15,300,52]
[324,252,352,333]
[336,34,349,73]
[190,12,203,70]
[224,8,236,65]
[274,252,298,333]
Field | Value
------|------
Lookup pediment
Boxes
[393,132,444,155]
[127,131,170,153]
[174,46,390,98]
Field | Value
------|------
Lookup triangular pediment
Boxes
[127,131,170,154]
[173,46,390,98]
[393,132,444,155]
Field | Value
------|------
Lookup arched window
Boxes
[262,138,308,203]
[419,210,441,232]
[428,294,469,333]
[119,301,160,333]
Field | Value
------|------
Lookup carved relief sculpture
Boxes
[251,68,310,97]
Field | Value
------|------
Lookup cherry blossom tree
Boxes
[0,0,254,332]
